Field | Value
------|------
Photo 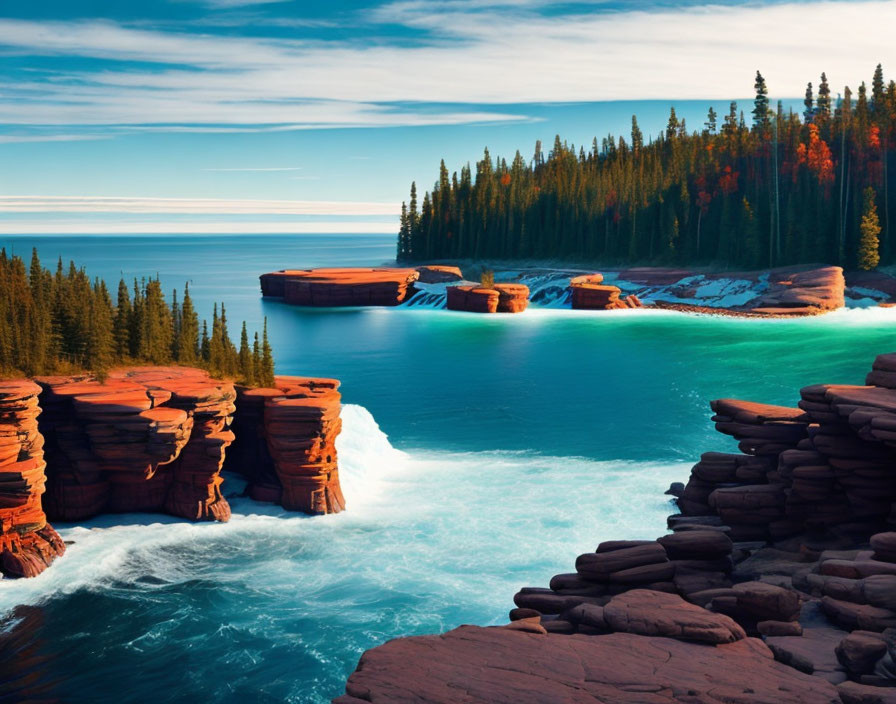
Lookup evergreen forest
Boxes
[0,248,275,384]
[398,66,894,270]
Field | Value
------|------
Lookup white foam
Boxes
[0,404,686,621]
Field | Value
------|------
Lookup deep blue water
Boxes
[1,234,895,703]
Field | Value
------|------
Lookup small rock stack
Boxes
[230,376,345,515]
[569,273,643,310]
[446,284,529,313]
[260,267,420,306]
[0,381,65,578]
[36,367,235,523]
[751,266,845,316]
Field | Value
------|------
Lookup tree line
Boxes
[398,66,892,270]
[0,248,275,385]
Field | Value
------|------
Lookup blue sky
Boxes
[0,0,893,234]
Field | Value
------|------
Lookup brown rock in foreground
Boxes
[260,267,419,306]
[335,625,839,703]
[0,381,65,578]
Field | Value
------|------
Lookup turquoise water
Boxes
[1,234,894,702]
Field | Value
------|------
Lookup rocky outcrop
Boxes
[335,625,840,703]
[260,267,419,306]
[228,376,344,514]
[415,265,463,283]
[0,381,65,578]
[338,352,896,701]
[569,273,643,310]
[37,367,235,522]
[446,284,530,313]
[751,266,846,316]
[33,367,347,527]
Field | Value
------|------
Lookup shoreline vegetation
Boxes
[397,66,893,272]
[0,248,274,383]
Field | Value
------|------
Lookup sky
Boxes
[0,0,894,235]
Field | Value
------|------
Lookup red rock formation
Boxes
[569,273,643,310]
[335,625,840,703]
[0,380,65,578]
[231,376,344,514]
[495,283,529,313]
[446,284,529,313]
[751,266,845,316]
[415,265,463,283]
[338,352,896,700]
[260,268,419,306]
[446,285,499,313]
[37,367,234,523]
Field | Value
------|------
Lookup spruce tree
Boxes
[260,318,275,388]
[238,322,254,385]
[804,83,815,122]
[177,283,199,364]
[753,71,770,132]
[817,73,831,120]
[113,279,131,359]
[859,187,881,270]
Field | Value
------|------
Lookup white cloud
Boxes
[0,219,396,234]
[0,196,400,216]
[0,1,894,129]
[202,166,304,171]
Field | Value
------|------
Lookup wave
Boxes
[0,403,688,618]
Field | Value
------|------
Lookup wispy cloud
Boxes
[0,219,396,235]
[0,196,399,216]
[0,133,109,144]
[0,1,894,131]
[202,166,304,171]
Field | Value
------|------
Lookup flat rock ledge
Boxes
[335,625,839,704]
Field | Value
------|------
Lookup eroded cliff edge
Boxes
[336,353,896,704]
[0,366,346,579]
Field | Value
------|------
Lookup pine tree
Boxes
[705,107,717,135]
[753,71,770,132]
[631,116,643,153]
[238,322,254,385]
[113,279,131,359]
[804,82,815,123]
[859,187,881,270]
[252,331,262,384]
[177,283,199,364]
[817,73,831,120]
[259,318,275,388]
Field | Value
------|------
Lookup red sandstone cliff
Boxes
[229,376,344,515]
[260,268,420,306]
[0,381,65,578]
[445,283,530,313]
[0,366,349,578]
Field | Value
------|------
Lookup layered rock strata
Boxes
[37,367,234,522]
[337,353,896,702]
[751,266,846,316]
[569,273,643,310]
[0,381,65,578]
[260,267,420,306]
[228,376,344,514]
[445,283,530,313]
